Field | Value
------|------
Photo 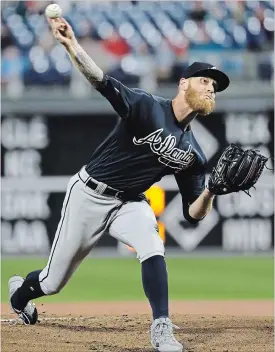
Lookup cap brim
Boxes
[192,68,230,92]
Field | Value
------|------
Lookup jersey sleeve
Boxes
[174,164,206,224]
[95,74,153,120]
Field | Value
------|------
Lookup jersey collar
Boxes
[169,100,191,132]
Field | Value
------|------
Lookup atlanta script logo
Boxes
[133,128,196,171]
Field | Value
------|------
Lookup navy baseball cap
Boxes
[182,62,230,92]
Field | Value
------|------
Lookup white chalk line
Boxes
[1,316,93,325]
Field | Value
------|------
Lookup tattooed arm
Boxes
[48,17,103,86]
[65,41,104,86]
[47,17,152,119]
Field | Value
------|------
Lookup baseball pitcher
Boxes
[9,18,269,352]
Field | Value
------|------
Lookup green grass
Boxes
[1,257,273,303]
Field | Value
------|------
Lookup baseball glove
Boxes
[208,144,270,196]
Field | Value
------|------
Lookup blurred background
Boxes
[1,0,274,91]
[1,1,274,303]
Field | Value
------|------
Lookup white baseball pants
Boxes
[39,167,164,295]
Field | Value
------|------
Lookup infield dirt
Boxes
[1,301,274,352]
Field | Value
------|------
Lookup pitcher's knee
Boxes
[136,236,165,263]
[39,279,63,296]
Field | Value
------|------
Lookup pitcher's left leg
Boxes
[109,200,183,352]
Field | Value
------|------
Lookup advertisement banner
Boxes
[1,111,274,254]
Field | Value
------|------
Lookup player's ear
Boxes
[178,78,188,92]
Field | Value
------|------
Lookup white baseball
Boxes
[45,4,62,19]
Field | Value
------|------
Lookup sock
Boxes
[142,255,169,320]
[11,270,46,311]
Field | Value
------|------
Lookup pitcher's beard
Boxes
[185,86,215,115]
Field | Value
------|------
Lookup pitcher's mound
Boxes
[1,301,274,352]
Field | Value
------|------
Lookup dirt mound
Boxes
[1,301,274,352]
[2,314,274,352]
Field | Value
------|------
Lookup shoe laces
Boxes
[19,311,31,325]
[14,302,35,325]
[151,318,180,344]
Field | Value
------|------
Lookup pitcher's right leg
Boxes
[9,176,81,324]
[9,173,114,324]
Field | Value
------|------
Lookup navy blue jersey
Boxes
[86,75,207,223]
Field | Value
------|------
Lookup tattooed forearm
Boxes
[74,52,104,84]
[65,40,104,86]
